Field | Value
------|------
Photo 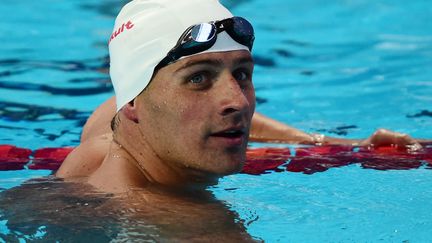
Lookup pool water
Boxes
[1,0,432,242]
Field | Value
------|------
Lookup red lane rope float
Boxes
[29,147,75,170]
[0,145,73,171]
[243,147,292,175]
[0,145,32,171]
[0,144,431,174]
[244,145,432,175]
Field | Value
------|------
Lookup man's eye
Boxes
[190,74,205,84]
[233,70,250,82]
[184,71,214,90]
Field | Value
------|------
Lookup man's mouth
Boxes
[212,129,245,138]
[210,127,247,147]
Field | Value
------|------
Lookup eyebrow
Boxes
[233,56,254,66]
[178,59,223,71]
[174,55,254,73]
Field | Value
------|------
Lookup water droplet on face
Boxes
[152,104,162,111]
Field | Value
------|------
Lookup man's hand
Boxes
[359,129,422,151]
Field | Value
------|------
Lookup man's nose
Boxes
[218,73,251,116]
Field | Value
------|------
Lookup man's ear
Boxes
[122,99,139,123]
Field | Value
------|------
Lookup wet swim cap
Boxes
[109,0,250,111]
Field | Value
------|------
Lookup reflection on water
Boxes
[0,177,117,242]
[0,177,259,242]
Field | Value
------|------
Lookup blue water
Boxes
[1,0,432,242]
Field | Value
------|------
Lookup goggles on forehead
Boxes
[155,17,255,70]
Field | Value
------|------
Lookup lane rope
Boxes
[0,144,431,174]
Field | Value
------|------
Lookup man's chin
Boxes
[182,149,246,181]
[208,157,245,176]
[188,159,244,179]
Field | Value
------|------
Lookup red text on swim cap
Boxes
[109,21,134,44]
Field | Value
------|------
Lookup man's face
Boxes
[134,50,255,178]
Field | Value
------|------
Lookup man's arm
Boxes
[80,96,427,148]
[250,112,426,149]
[250,113,314,144]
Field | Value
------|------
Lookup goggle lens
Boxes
[230,17,255,47]
[156,17,254,70]
[190,23,216,43]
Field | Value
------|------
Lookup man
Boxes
[1,0,427,241]
[56,0,422,194]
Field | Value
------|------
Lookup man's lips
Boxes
[210,127,246,139]
[209,127,248,147]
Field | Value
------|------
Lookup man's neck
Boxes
[86,141,149,193]
[87,120,217,193]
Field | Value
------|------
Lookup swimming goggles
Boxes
[155,17,255,70]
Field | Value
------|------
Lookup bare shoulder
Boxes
[80,96,116,143]
[56,133,112,178]
[56,97,116,178]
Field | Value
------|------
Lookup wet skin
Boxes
[57,50,256,193]
[1,51,260,242]
[128,50,256,179]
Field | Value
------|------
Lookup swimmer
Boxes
[56,0,425,193]
[1,1,428,241]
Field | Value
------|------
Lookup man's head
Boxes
[125,50,255,177]
[109,0,253,111]
[108,0,256,182]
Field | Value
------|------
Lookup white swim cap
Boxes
[109,0,250,111]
